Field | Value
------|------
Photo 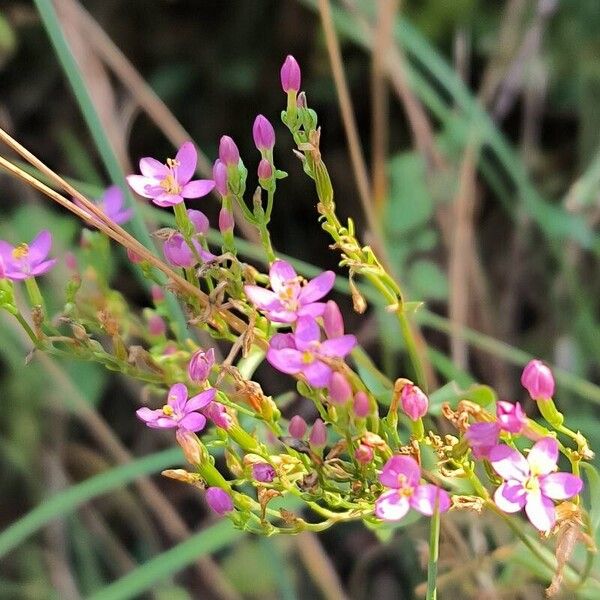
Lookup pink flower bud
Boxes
[257,159,273,180]
[400,383,428,421]
[218,207,234,234]
[328,372,352,405]
[253,114,276,151]
[151,285,165,303]
[323,300,344,339]
[289,415,307,439]
[204,402,232,430]
[64,252,78,271]
[127,247,142,264]
[176,429,202,464]
[148,314,166,337]
[187,209,209,235]
[496,400,526,434]
[353,391,370,418]
[521,359,555,400]
[309,418,327,448]
[188,347,215,382]
[252,463,276,483]
[205,487,234,515]
[280,55,301,93]
[355,443,374,464]
[219,135,239,166]
[212,159,228,197]
[297,91,307,108]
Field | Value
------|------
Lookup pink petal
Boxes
[319,335,357,358]
[539,473,583,500]
[0,241,13,260]
[527,437,558,476]
[299,271,335,303]
[175,141,197,183]
[112,208,134,225]
[31,259,57,276]
[167,383,188,413]
[303,360,332,388]
[188,209,210,234]
[147,417,178,429]
[178,412,207,433]
[265,309,299,323]
[139,157,168,178]
[244,285,280,311]
[525,493,556,532]
[127,174,156,198]
[375,490,410,521]
[379,455,420,488]
[410,484,451,515]
[152,192,183,207]
[266,348,304,374]
[269,333,296,350]
[185,388,217,412]
[297,302,327,318]
[489,445,529,482]
[294,317,321,351]
[494,481,526,513]
[269,260,297,293]
[136,407,162,424]
[181,179,215,198]
[101,185,124,214]
[29,230,52,261]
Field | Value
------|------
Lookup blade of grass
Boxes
[0,448,182,559]
[88,520,242,600]
[32,0,189,341]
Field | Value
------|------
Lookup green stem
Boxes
[24,277,45,314]
[13,312,41,348]
[426,499,441,600]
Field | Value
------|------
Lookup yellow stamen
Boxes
[12,243,29,259]
[160,173,181,195]
[302,351,314,364]
[162,404,174,416]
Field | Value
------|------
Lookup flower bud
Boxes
[323,300,344,338]
[151,285,165,303]
[219,135,240,166]
[252,463,276,483]
[328,372,352,405]
[163,234,197,268]
[188,347,215,382]
[465,422,500,459]
[187,209,209,235]
[309,418,327,448]
[219,208,234,234]
[257,159,273,180]
[353,391,370,418]
[253,114,276,151]
[400,383,428,421]
[176,429,203,465]
[205,487,234,515]
[297,91,307,108]
[280,55,301,93]
[496,400,526,434]
[521,359,555,400]
[64,252,78,271]
[212,159,228,197]
[355,443,374,464]
[204,401,233,430]
[148,314,166,337]
[289,415,307,439]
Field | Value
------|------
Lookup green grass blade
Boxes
[88,520,242,600]
[32,0,189,341]
[0,448,182,559]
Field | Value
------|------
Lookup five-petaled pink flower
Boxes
[127,142,214,207]
[0,230,57,280]
[244,260,335,323]
[76,185,132,226]
[136,383,215,432]
[375,455,451,521]
[490,437,582,532]
[266,316,356,387]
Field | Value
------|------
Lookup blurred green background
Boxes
[1,0,600,598]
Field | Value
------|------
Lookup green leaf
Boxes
[464,384,497,407]
[581,462,600,538]
[407,259,448,300]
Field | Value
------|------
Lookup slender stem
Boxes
[24,277,45,314]
[13,311,41,348]
[426,499,441,600]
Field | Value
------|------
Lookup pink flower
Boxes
[252,463,276,483]
[244,260,335,323]
[127,142,214,207]
[400,383,428,421]
[490,438,583,532]
[288,415,307,439]
[188,347,215,382]
[496,401,526,434]
[0,230,57,280]
[521,359,555,400]
[465,422,500,459]
[163,233,214,268]
[205,487,234,515]
[147,314,166,337]
[253,115,276,151]
[76,185,132,226]
[375,455,450,521]
[136,383,215,432]
[266,316,356,387]
[281,55,301,93]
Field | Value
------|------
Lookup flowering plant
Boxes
[0,54,596,598]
